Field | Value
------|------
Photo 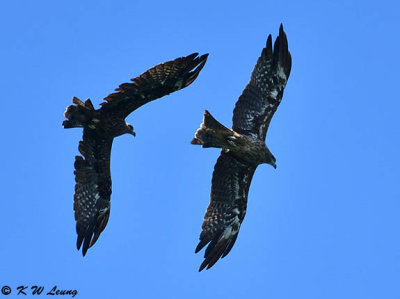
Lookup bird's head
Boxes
[125,123,136,137]
[263,148,276,169]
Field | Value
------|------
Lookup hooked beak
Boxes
[270,154,277,169]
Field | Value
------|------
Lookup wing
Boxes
[195,151,256,271]
[232,24,291,140]
[99,53,208,118]
[73,129,113,256]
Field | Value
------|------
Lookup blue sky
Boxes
[1,0,399,298]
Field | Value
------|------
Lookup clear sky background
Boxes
[1,0,399,298]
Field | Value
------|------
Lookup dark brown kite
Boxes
[63,53,208,256]
[191,25,291,271]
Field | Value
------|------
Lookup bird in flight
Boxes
[191,25,291,271]
[63,53,208,256]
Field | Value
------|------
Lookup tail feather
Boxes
[63,97,95,128]
[191,110,233,148]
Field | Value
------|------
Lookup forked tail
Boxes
[191,110,234,148]
[63,97,95,128]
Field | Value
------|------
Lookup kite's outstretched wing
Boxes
[65,52,208,256]
[232,24,291,140]
[195,151,256,271]
[73,130,113,256]
[100,53,208,118]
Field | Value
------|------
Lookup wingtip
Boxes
[186,52,199,60]
[189,52,208,59]
[197,53,209,67]
[82,248,88,257]
[200,53,209,61]
[272,23,291,74]
[197,54,209,67]
[198,262,208,272]
[279,23,288,42]
[77,235,89,256]
[186,52,209,64]
[76,230,93,257]
[196,241,209,271]
[77,235,84,251]
[182,52,208,87]
[195,241,206,253]
[266,34,273,55]
[82,240,90,256]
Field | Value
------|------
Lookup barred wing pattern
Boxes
[232,24,291,140]
[73,131,113,256]
[65,52,208,256]
[195,25,291,271]
[195,151,256,271]
[100,53,208,118]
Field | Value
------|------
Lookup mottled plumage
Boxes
[192,25,291,271]
[63,53,208,256]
